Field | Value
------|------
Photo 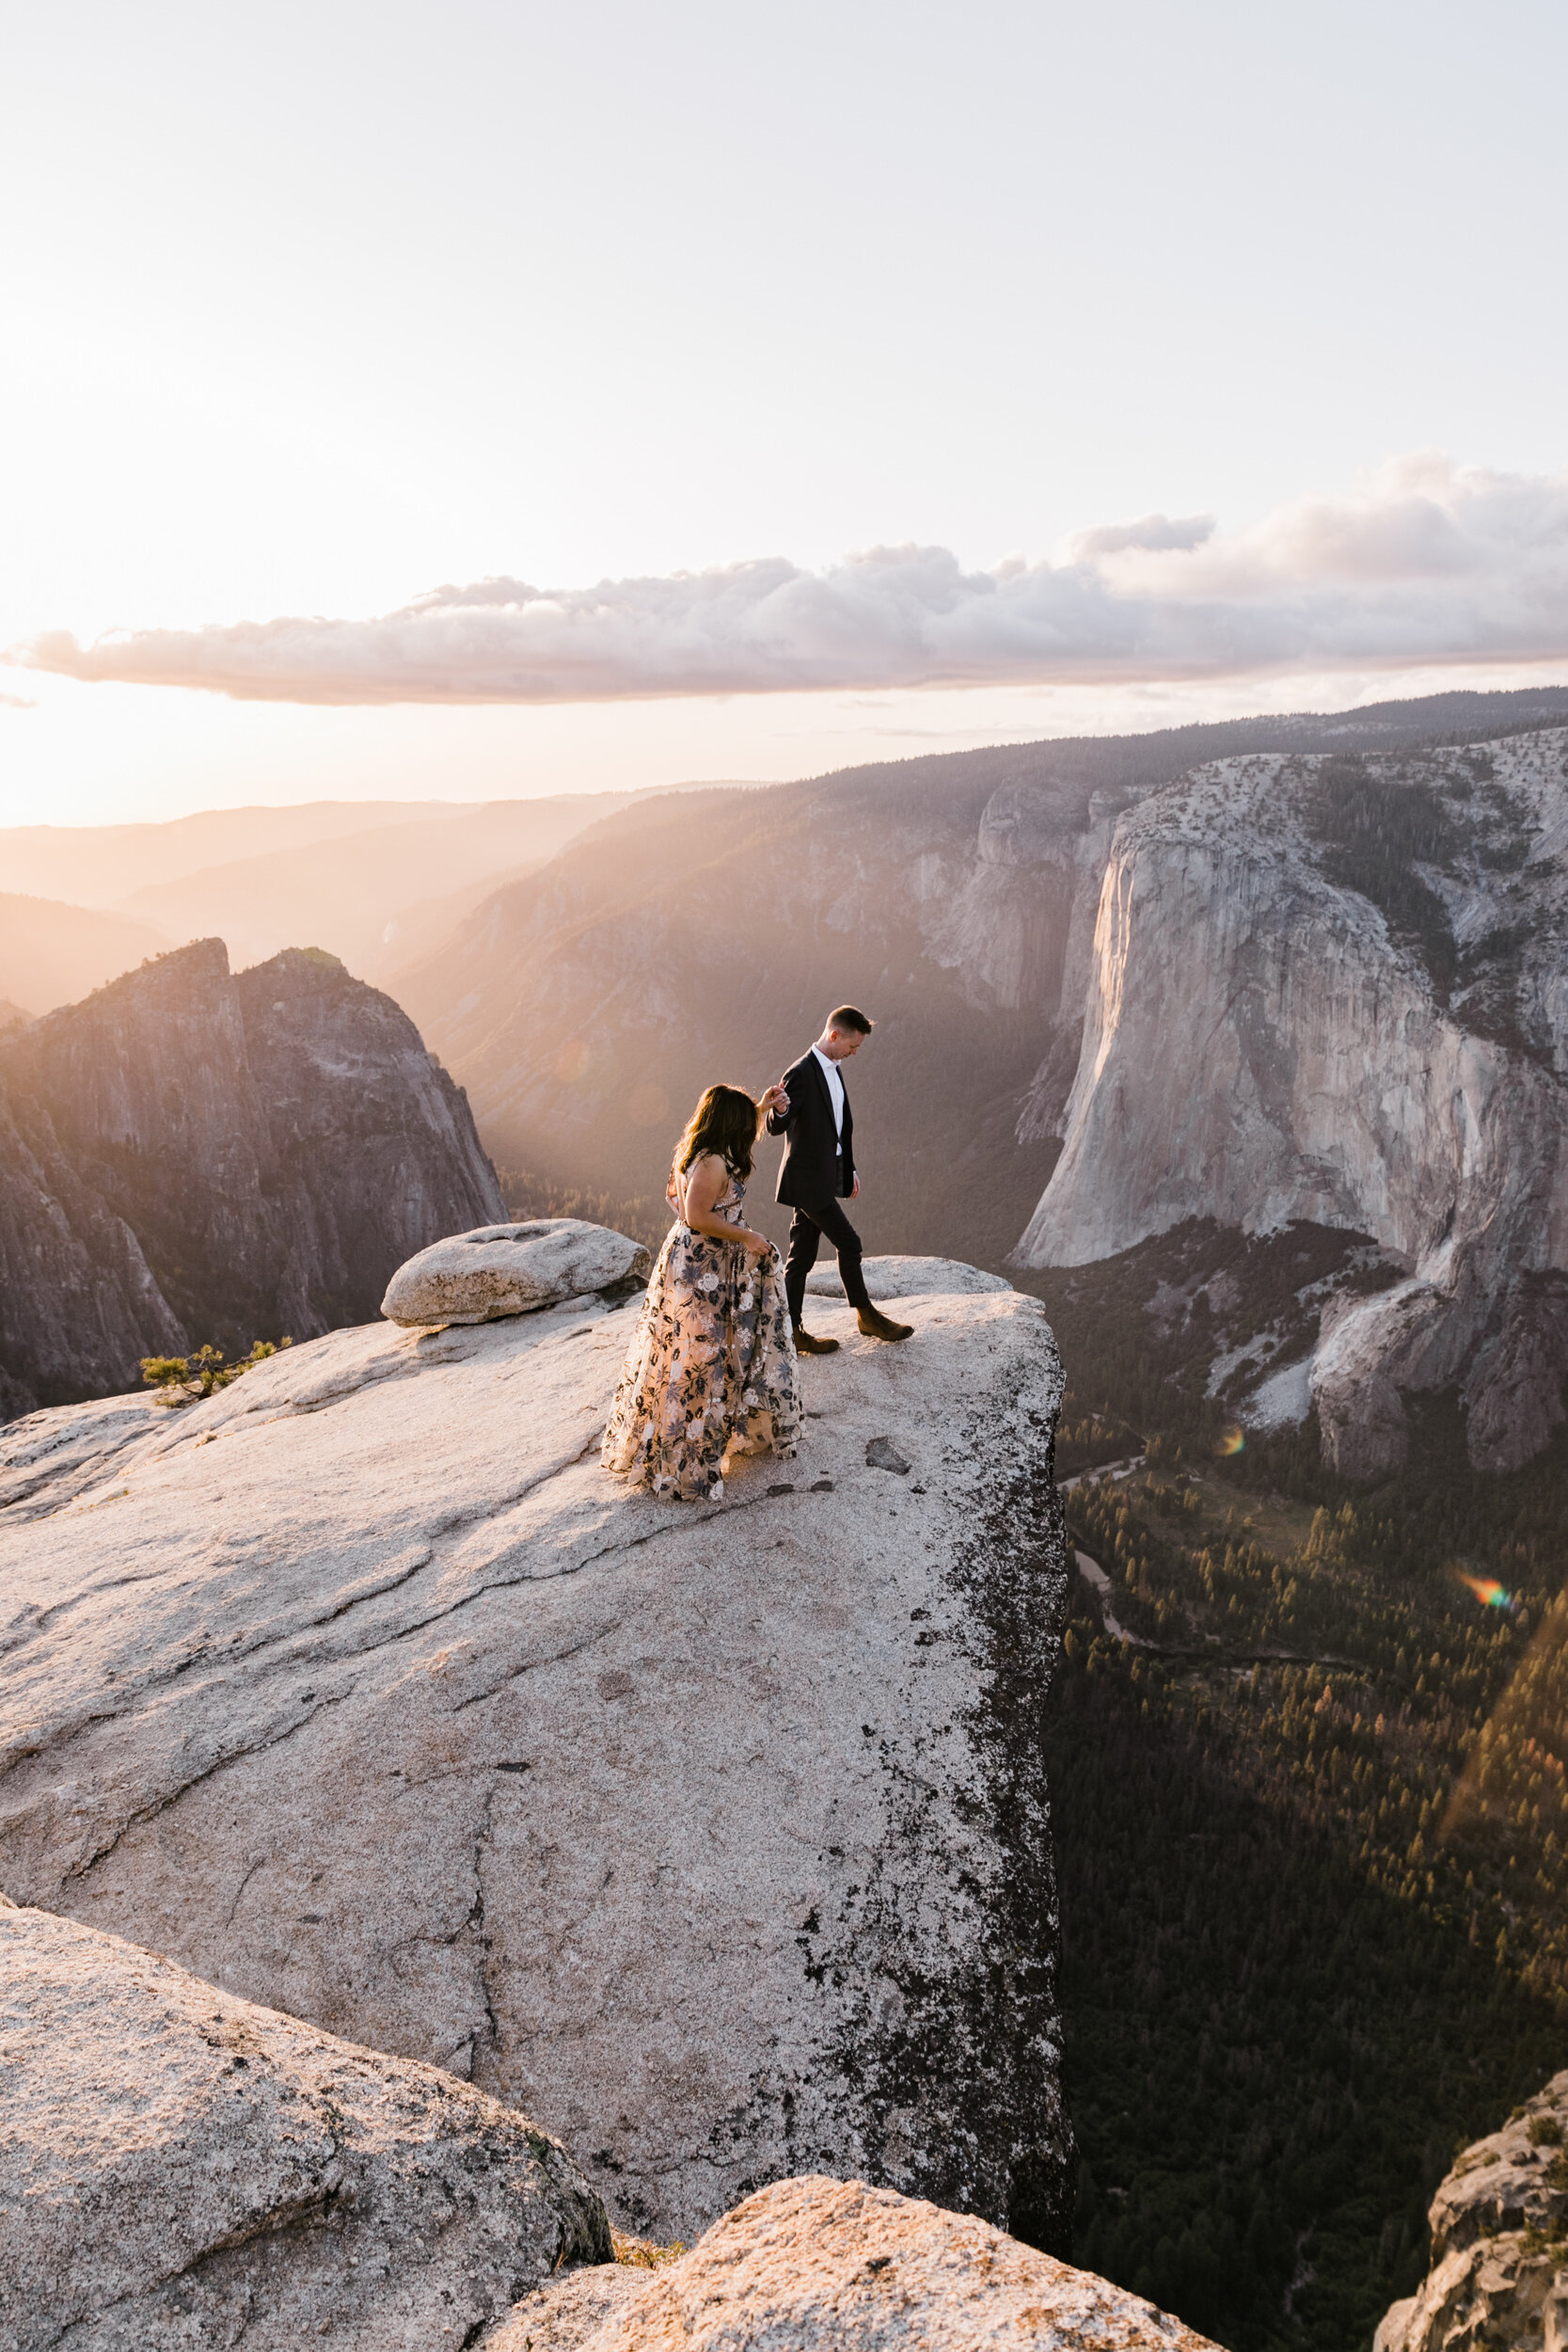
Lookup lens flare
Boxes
[1215,1424,1244,1456]
[1455,1568,1514,1612]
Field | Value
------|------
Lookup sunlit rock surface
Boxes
[1018,729,1568,1472]
[0,1894,609,2352]
[485,2175,1222,2351]
[1375,2070,1568,2352]
[0,1257,1071,2249]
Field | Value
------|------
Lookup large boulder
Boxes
[0,1248,1072,2251]
[1374,2071,1568,2352]
[381,1218,650,1326]
[486,2175,1221,2350]
[0,1895,609,2352]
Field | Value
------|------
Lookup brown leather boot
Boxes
[857,1305,913,1343]
[793,1325,840,1355]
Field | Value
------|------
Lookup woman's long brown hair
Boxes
[673,1084,761,1185]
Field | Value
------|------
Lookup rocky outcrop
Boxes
[1375,2072,1568,2352]
[487,2174,1221,2351]
[0,938,504,1417]
[0,1893,609,2351]
[382,1219,651,1326]
[0,1258,1073,2251]
[1016,729,1568,1472]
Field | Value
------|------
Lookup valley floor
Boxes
[1019,1237,1568,2351]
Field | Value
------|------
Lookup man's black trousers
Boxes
[783,1197,872,1325]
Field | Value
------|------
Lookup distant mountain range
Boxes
[390,685,1568,1246]
[0,792,647,1008]
[0,892,169,1019]
[11,681,1568,1462]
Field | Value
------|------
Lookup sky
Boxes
[3,0,1567,826]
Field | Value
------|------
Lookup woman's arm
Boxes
[678,1152,770,1254]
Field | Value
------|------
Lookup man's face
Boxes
[824,1025,865,1061]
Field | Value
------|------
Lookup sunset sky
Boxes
[4,0,1567,825]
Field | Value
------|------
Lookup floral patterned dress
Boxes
[601,1169,800,1502]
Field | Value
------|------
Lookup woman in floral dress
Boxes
[602,1083,801,1502]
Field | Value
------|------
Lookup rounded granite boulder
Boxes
[382,1218,651,1327]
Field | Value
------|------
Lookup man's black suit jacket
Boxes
[766,1048,855,1209]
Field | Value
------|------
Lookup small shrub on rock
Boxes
[140,1338,291,1405]
[612,2228,686,2269]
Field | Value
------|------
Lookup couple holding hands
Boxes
[600,1006,912,1504]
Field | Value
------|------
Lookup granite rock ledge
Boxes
[0,1245,1074,2251]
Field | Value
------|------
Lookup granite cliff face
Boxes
[2,1889,1209,2352]
[0,938,504,1417]
[392,768,1078,1266]
[1017,727,1568,1473]
[0,1262,1073,2251]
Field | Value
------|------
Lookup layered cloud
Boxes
[16,455,1568,706]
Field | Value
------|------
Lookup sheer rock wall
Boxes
[1016,729,1568,1472]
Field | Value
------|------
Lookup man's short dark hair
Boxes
[827,1005,874,1035]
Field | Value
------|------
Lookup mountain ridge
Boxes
[0,939,503,1416]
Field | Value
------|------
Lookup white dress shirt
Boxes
[812,1045,846,1153]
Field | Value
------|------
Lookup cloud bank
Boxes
[17,456,1568,707]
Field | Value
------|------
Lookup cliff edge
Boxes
[0,1259,1073,2250]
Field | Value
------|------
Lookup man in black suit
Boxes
[766,1005,913,1353]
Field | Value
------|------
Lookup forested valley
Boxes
[1020,1226,1568,2351]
